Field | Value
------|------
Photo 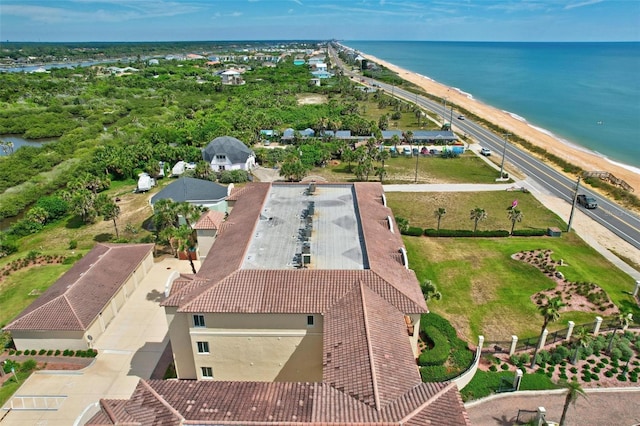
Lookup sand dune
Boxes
[359,52,640,193]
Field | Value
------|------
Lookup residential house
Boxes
[219,69,244,85]
[150,177,230,212]
[87,182,470,425]
[4,244,154,351]
[201,136,256,172]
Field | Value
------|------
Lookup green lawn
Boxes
[386,192,639,342]
[0,264,72,328]
[312,152,501,184]
[386,191,566,232]
[0,370,33,407]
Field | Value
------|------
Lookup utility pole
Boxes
[414,150,419,183]
[499,133,511,180]
[442,97,448,127]
[567,176,581,232]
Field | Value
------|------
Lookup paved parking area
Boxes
[1,257,196,426]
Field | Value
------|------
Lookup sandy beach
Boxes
[358,52,640,193]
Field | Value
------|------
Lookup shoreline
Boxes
[347,46,640,193]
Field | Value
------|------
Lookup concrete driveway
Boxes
[1,257,197,426]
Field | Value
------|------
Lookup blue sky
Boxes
[1,0,638,42]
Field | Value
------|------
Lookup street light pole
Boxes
[414,149,419,183]
[567,176,581,232]
[499,133,511,180]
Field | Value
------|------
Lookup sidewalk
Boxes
[465,388,640,425]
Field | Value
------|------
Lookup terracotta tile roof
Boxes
[87,381,183,426]
[177,269,424,314]
[323,282,422,410]
[104,380,469,425]
[194,210,226,230]
[4,243,153,331]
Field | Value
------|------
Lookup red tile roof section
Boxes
[194,210,225,230]
[4,243,153,331]
[104,379,469,425]
[87,381,183,426]
[353,183,427,312]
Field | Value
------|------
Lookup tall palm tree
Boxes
[607,311,632,353]
[507,207,524,235]
[434,207,447,231]
[530,296,565,369]
[571,327,591,365]
[559,378,586,426]
[469,207,488,232]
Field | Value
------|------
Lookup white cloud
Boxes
[565,0,604,10]
[1,0,204,23]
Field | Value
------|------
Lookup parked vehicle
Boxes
[577,194,598,209]
[403,147,411,156]
[480,147,491,156]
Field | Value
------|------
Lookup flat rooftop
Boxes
[242,184,367,270]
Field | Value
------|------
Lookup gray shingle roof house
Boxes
[201,136,256,172]
[150,177,229,211]
[87,182,471,425]
[4,243,154,350]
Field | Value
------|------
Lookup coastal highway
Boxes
[328,45,640,251]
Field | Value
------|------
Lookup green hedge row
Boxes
[8,348,97,358]
[418,326,450,366]
[401,227,546,238]
[423,229,510,237]
[511,229,547,236]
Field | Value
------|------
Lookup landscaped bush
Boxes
[38,349,46,355]
[418,326,450,366]
[19,359,37,372]
[54,349,61,356]
[501,363,509,371]
[420,365,449,381]
[404,226,424,237]
[489,365,497,372]
[47,350,53,356]
[511,229,546,236]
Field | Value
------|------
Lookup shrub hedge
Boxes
[424,229,510,237]
[511,229,547,236]
[418,326,450,366]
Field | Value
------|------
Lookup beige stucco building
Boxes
[4,243,154,351]
[88,182,470,425]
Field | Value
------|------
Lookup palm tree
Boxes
[607,311,632,353]
[507,207,524,235]
[469,207,488,232]
[559,378,586,426]
[420,279,442,302]
[404,130,413,147]
[530,296,566,369]
[571,327,591,365]
[434,207,447,231]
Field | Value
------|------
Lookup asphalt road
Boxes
[329,45,640,251]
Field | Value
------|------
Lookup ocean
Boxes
[344,41,640,173]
